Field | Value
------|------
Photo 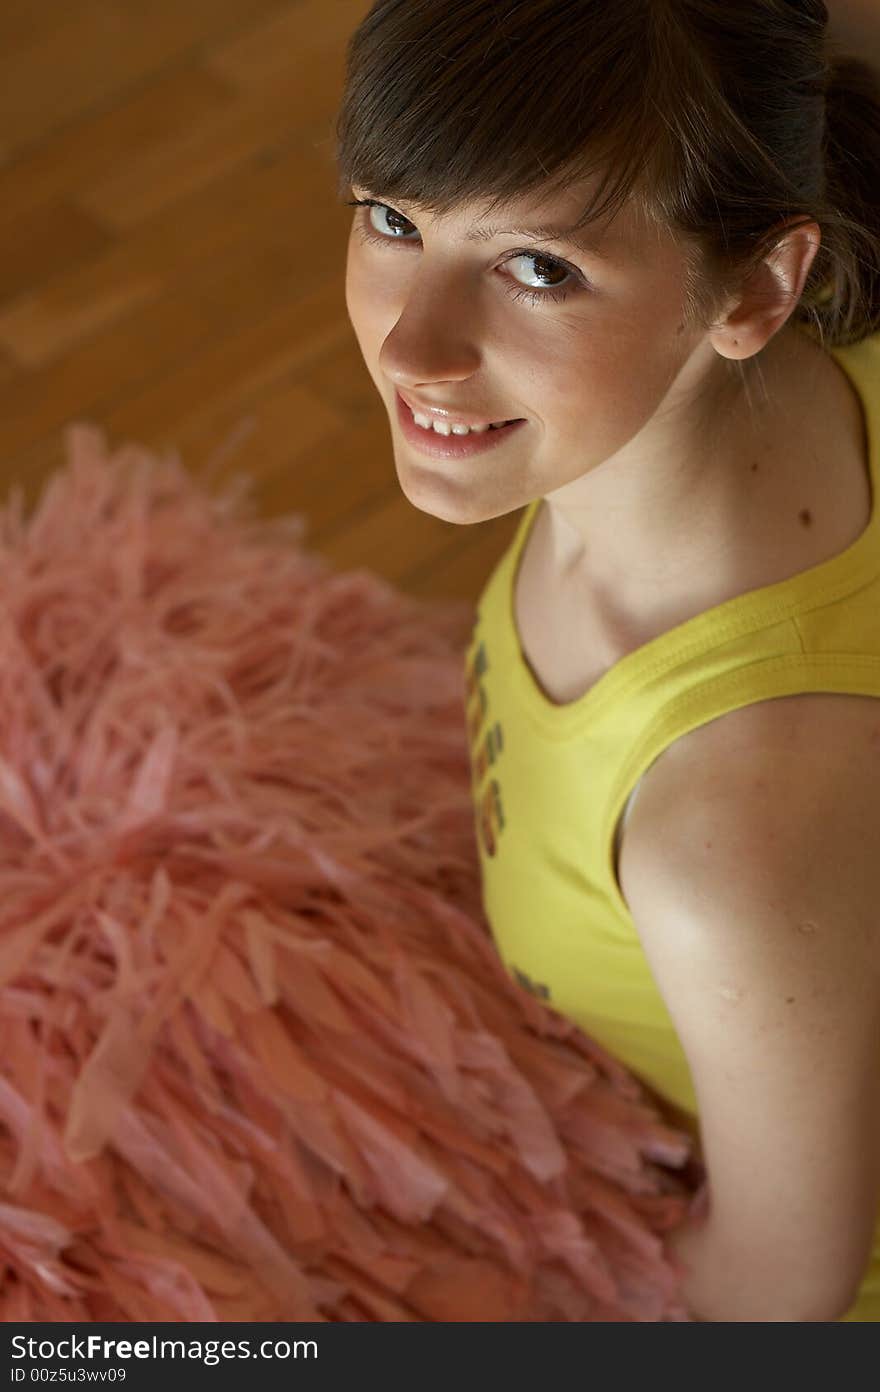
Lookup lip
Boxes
[399,391,515,429]
[395,390,527,459]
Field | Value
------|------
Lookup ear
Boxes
[710,216,822,360]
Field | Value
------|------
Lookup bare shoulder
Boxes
[635,689,880,828]
[618,690,880,960]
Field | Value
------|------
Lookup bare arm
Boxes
[619,736,880,1322]
[827,0,880,74]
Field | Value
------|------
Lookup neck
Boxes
[542,324,830,628]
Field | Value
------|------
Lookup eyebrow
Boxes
[351,189,615,263]
[462,221,614,261]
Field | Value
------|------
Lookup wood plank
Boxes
[0,137,343,367]
[314,487,479,588]
[296,333,390,425]
[0,0,289,158]
[151,380,343,500]
[0,276,350,513]
[0,290,213,468]
[0,346,23,389]
[0,202,113,308]
[111,285,353,455]
[206,0,371,89]
[0,65,233,231]
[63,1,370,232]
[403,512,523,606]
[254,413,396,533]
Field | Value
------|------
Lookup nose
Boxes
[378,268,482,394]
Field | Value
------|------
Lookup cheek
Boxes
[538,330,681,453]
[345,245,398,355]
[344,250,394,401]
[344,245,369,331]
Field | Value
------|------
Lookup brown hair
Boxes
[333,0,880,366]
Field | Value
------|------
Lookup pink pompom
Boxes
[0,424,701,1321]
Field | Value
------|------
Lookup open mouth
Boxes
[412,412,523,436]
[395,391,527,453]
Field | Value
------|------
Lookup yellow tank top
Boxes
[463,328,880,1321]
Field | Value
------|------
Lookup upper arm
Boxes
[619,737,880,1317]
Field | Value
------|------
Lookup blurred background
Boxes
[0,0,519,604]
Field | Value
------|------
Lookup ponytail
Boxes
[806,53,880,344]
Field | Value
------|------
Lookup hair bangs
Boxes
[334,0,676,239]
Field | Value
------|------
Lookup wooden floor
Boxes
[0,0,520,605]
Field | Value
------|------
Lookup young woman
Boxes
[335,0,880,1321]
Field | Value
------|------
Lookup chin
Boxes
[392,462,483,526]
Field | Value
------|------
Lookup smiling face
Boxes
[344,175,741,529]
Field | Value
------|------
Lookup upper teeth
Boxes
[411,410,496,436]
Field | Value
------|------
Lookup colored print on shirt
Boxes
[464,629,506,858]
[464,619,553,1003]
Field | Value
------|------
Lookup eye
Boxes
[348,198,420,242]
[345,197,587,307]
[502,253,575,306]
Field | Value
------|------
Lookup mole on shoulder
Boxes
[798,507,813,527]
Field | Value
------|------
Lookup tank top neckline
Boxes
[506,336,880,734]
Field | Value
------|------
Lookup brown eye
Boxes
[372,204,417,238]
[504,252,573,293]
[347,198,419,241]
